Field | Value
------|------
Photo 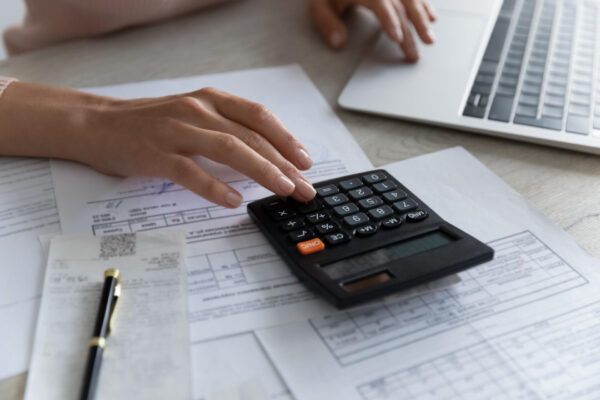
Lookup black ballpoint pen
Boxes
[80,268,121,400]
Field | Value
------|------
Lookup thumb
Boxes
[309,0,348,49]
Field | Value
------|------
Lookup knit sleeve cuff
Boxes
[0,77,17,99]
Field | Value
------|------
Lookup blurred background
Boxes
[0,1,24,59]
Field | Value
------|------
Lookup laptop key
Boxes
[541,105,563,118]
[483,19,510,62]
[516,104,537,117]
[513,115,562,130]
[463,104,485,118]
[565,115,589,135]
[489,95,515,122]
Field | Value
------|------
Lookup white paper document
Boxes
[191,332,291,400]
[0,157,60,379]
[257,147,600,400]
[50,65,372,398]
[24,230,191,400]
[51,65,372,343]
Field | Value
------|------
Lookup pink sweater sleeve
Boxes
[0,77,16,98]
[4,0,232,56]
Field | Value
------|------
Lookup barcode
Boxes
[100,233,136,258]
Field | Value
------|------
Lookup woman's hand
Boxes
[0,82,316,208]
[309,0,437,62]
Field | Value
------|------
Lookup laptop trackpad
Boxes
[339,11,488,120]
[370,12,485,71]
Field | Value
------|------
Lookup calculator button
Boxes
[316,184,339,197]
[290,198,323,214]
[262,198,286,211]
[333,203,359,216]
[324,232,350,246]
[348,186,373,200]
[297,238,325,255]
[355,223,378,237]
[315,221,338,234]
[289,228,314,243]
[368,205,394,220]
[406,210,428,222]
[358,196,384,209]
[362,172,387,184]
[324,193,349,207]
[306,210,330,224]
[343,212,370,227]
[383,190,407,202]
[280,218,305,232]
[270,208,297,221]
[382,216,402,229]
[393,199,418,213]
[339,178,363,191]
[373,180,398,193]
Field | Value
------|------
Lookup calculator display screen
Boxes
[324,231,454,278]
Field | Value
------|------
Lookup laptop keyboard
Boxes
[463,0,598,135]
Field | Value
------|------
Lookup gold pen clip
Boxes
[104,269,121,335]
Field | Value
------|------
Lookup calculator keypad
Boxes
[270,208,296,220]
[339,178,362,191]
[289,228,314,242]
[393,199,418,212]
[373,180,397,193]
[344,212,370,227]
[280,218,305,231]
[334,203,359,216]
[324,193,348,207]
[359,196,384,209]
[348,187,373,200]
[316,184,339,197]
[259,170,430,256]
[368,205,394,220]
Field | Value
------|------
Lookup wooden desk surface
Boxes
[1,0,599,397]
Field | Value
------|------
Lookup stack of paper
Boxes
[14,65,600,399]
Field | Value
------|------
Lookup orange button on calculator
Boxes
[297,238,325,255]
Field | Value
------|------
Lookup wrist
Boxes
[0,81,115,162]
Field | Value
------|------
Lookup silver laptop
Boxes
[339,0,600,154]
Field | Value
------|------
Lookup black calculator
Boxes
[248,170,494,308]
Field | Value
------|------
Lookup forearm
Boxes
[0,81,112,162]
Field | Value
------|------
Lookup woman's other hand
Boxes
[309,0,437,62]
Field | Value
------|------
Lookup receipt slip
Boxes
[24,230,191,400]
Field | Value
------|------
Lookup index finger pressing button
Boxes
[297,238,325,255]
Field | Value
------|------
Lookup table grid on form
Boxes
[310,231,587,365]
[357,302,600,400]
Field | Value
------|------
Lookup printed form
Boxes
[257,147,600,400]
[50,65,372,398]
[0,158,60,379]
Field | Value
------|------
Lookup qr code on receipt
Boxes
[100,233,136,258]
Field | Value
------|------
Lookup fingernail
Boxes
[225,192,243,208]
[277,175,296,195]
[296,149,313,169]
[427,28,436,43]
[295,179,316,201]
[330,30,344,48]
